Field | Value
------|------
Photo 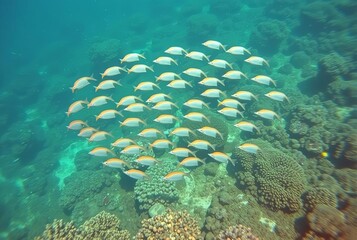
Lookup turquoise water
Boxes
[1,0,356,239]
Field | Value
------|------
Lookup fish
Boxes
[218,99,245,110]
[184,112,210,123]
[197,126,223,139]
[244,56,269,67]
[169,147,196,157]
[111,138,137,148]
[153,56,178,66]
[152,101,178,111]
[128,64,154,73]
[156,72,181,82]
[178,157,205,167]
[116,95,143,107]
[167,79,193,89]
[226,46,251,55]
[199,77,225,87]
[89,131,113,142]
[254,109,280,120]
[238,143,261,154]
[95,109,123,121]
[124,169,149,180]
[134,82,161,91]
[146,93,172,103]
[66,120,88,131]
[89,147,115,157]
[169,127,196,137]
[264,91,290,103]
[88,96,114,108]
[124,103,151,112]
[120,117,147,127]
[103,158,130,169]
[138,128,165,138]
[120,145,145,155]
[208,59,233,69]
[188,139,215,151]
[183,68,207,78]
[251,75,276,87]
[78,127,98,138]
[218,107,244,118]
[208,152,234,165]
[154,114,179,124]
[135,156,159,166]
[150,139,174,149]
[66,100,88,116]
[183,99,209,109]
[234,121,260,133]
[222,70,248,80]
[95,80,122,92]
[164,46,188,55]
[163,171,189,181]
[202,40,226,51]
[71,76,96,92]
[120,53,145,63]
[201,88,226,98]
[185,51,210,61]
[232,91,258,101]
[100,66,127,78]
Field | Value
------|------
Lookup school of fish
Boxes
[66,40,289,182]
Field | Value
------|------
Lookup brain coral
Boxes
[234,140,307,212]
[136,209,201,239]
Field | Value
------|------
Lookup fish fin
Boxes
[100,73,104,79]
[228,62,234,69]
[271,79,277,87]
[149,65,154,72]
[205,55,211,61]
[173,59,178,65]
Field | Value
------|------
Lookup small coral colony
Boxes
[66,40,289,182]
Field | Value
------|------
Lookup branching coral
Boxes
[34,219,77,240]
[136,209,201,239]
[35,211,130,240]
[234,140,306,212]
[59,170,115,213]
[78,211,130,239]
[303,187,337,212]
[134,161,179,211]
[217,224,259,240]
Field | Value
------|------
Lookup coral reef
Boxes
[34,219,77,240]
[78,211,131,239]
[306,204,346,239]
[134,160,179,211]
[290,51,310,69]
[88,38,121,68]
[300,2,345,33]
[209,0,242,17]
[217,224,259,240]
[35,211,130,240]
[249,20,289,55]
[59,170,115,213]
[136,209,201,239]
[234,140,306,212]
[186,13,218,43]
[303,187,337,212]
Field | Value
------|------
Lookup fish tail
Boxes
[100,73,104,79]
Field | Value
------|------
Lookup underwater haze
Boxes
[1,0,356,239]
